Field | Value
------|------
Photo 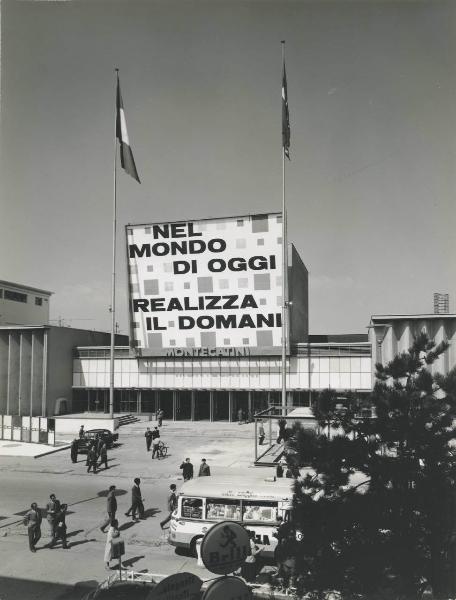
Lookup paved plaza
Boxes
[0,419,271,599]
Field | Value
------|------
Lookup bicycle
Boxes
[156,440,168,459]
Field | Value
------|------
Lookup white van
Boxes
[168,476,294,558]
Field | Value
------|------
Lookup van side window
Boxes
[181,497,203,519]
[206,499,241,521]
[242,501,278,523]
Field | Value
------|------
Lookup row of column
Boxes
[0,330,48,416]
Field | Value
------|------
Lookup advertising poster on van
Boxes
[126,213,285,357]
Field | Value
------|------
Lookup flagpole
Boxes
[109,68,119,419]
[281,41,288,418]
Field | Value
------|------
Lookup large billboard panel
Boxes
[126,213,284,356]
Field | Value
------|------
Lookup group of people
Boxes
[69,427,109,473]
[24,493,68,553]
[144,426,163,459]
[179,457,210,480]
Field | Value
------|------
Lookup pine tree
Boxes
[280,333,456,599]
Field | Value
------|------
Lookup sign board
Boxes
[146,572,202,600]
[200,521,251,575]
[126,213,284,356]
[202,576,252,600]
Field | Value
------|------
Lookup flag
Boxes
[116,74,141,183]
[282,61,291,160]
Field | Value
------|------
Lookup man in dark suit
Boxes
[179,458,194,481]
[24,502,42,552]
[49,503,69,549]
[125,478,144,521]
[145,427,153,451]
[87,446,98,474]
[70,438,78,463]
[100,485,117,532]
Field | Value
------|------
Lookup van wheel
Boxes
[190,536,203,558]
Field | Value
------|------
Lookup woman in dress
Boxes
[104,518,120,570]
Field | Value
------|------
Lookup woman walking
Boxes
[104,518,120,570]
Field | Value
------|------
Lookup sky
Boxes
[1,0,455,336]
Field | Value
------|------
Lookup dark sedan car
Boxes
[78,428,119,452]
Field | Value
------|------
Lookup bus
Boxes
[168,476,294,558]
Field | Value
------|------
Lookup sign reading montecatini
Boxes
[126,213,284,356]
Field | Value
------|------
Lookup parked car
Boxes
[78,428,119,452]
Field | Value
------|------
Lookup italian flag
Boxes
[116,75,141,183]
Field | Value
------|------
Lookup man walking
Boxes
[87,445,98,474]
[70,438,79,463]
[49,503,69,549]
[46,494,60,540]
[100,485,117,533]
[157,409,164,427]
[160,484,177,530]
[151,427,160,459]
[98,443,108,470]
[179,458,194,481]
[125,478,144,521]
[144,427,153,452]
[24,502,42,553]
[198,458,211,476]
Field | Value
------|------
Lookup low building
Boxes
[369,314,456,376]
[72,334,372,421]
[0,326,128,417]
[0,280,52,326]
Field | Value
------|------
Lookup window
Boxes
[206,499,241,521]
[181,497,203,519]
[0,289,2,298]
[4,290,27,303]
[242,501,278,524]
[35,297,43,306]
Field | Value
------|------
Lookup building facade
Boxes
[0,326,127,417]
[72,335,372,421]
[0,280,52,326]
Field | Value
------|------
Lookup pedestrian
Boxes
[238,408,244,424]
[179,458,194,481]
[276,419,287,444]
[240,531,263,582]
[157,409,164,427]
[100,485,117,533]
[151,427,160,459]
[24,502,42,553]
[258,420,265,446]
[87,446,98,474]
[70,438,79,463]
[49,503,69,549]
[85,440,94,466]
[79,425,85,439]
[276,462,284,478]
[46,494,60,540]
[96,434,104,457]
[125,478,144,521]
[104,518,120,570]
[160,484,177,529]
[98,443,108,470]
[198,458,211,476]
[144,427,153,451]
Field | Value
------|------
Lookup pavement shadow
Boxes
[66,529,84,538]
[122,555,145,568]
[68,538,96,549]
[97,489,127,497]
[118,521,136,532]
[142,508,160,519]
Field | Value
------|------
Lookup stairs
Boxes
[116,414,141,427]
